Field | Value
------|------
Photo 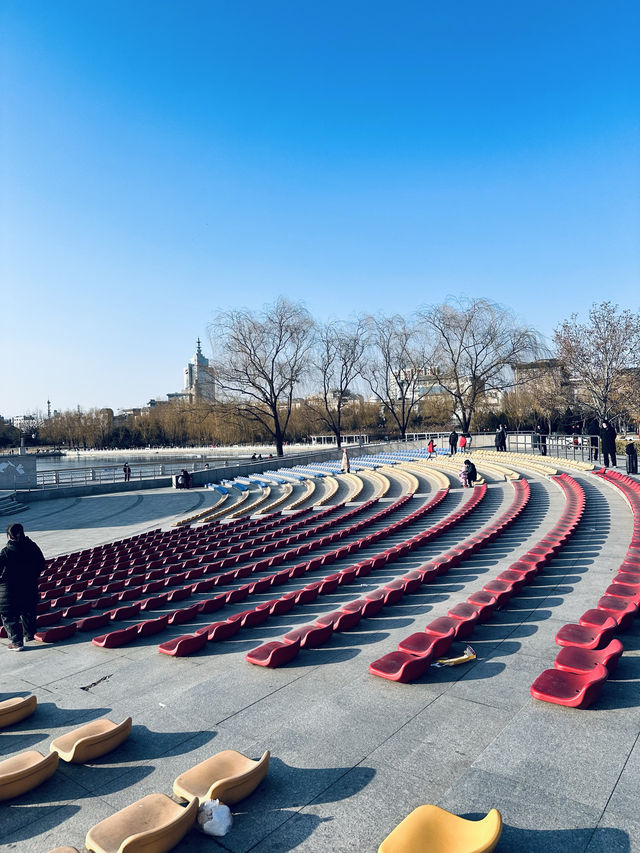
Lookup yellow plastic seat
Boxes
[85,793,198,853]
[0,750,59,801]
[173,749,270,805]
[0,694,37,729]
[50,717,132,763]
[379,805,502,853]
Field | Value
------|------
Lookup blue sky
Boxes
[2,1,639,416]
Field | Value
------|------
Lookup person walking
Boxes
[0,523,44,650]
[427,438,435,459]
[448,429,459,456]
[340,448,350,473]
[600,421,617,468]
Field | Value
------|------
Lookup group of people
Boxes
[447,430,472,456]
[494,424,508,452]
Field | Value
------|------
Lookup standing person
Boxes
[340,448,350,473]
[600,421,617,468]
[123,463,131,482]
[448,429,458,456]
[427,438,435,459]
[494,427,502,452]
[499,424,508,452]
[464,431,472,449]
[458,433,467,453]
[0,523,44,650]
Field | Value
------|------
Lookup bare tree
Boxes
[307,319,367,447]
[419,298,541,432]
[208,298,314,456]
[363,314,434,439]
[555,302,640,425]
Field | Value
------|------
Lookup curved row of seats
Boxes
[2,504,361,643]
[530,469,640,709]
[369,472,593,683]
[162,486,456,658]
[24,499,396,645]
[28,492,424,647]
[368,477,541,682]
[244,486,488,667]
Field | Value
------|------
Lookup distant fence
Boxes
[506,432,599,462]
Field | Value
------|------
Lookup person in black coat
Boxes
[448,430,459,456]
[600,421,617,468]
[0,523,45,650]
[463,459,477,487]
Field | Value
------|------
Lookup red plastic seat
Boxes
[383,580,406,606]
[283,622,333,648]
[166,586,191,603]
[140,593,169,611]
[597,595,637,630]
[369,650,432,682]
[34,623,77,643]
[205,619,242,641]
[614,572,640,588]
[554,639,623,675]
[107,603,141,621]
[268,596,297,615]
[92,625,139,648]
[578,610,617,630]
[604,583,640,604]
[158,632,208,656]
[361,590,386,617]
[137,614,170,636]
[530,664,608,708]
[76,612,110,632]
[555,622,616,650]
[225,586,250,605]
[197,595,226,614]
[236,608,269,628]
[482,579,515,602]
[318,574,340,594]
[169,603,201,625]
[246,638,301,667]
[398,625,455,658]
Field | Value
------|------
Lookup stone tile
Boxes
[471,704,638,809]
[438,767,602,853]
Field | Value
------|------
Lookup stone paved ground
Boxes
[1,464,639,853]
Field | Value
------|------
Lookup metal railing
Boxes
[506,432,599,462]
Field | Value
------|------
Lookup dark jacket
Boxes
[0,536,44,612]
[600,424,617,453]
[464,461,477,483]
[449,431,458,447]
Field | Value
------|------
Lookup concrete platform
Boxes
[1,466,638,852]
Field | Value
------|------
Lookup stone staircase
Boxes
[0,493,27,516]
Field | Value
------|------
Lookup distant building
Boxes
[167,339,216,403]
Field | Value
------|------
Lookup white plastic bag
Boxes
[197,798,233,837]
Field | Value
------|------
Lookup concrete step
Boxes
[0,495,27,515]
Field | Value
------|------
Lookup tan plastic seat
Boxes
[50,717,132,763]
[0,694,37,729]
[86,793,198,853]
[379,805,502,853]
[0,750,59,801]
[173,749,270,805]
[47,847,80,852]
